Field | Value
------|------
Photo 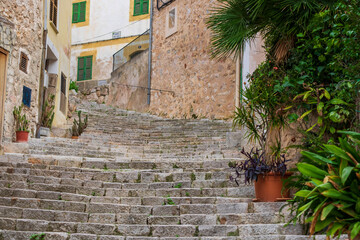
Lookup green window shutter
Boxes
[142,0,149,14]
[79,2,86,22]
[85,56,92,80]
[72,3,79,23]
[134,0,141,16]
[77,57,85,81]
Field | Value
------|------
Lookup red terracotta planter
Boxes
[254,172,292,202]
[71,136,79,139]
[15,131,29,143]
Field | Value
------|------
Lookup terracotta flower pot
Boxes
[71,136,79,139]
[254,172,292,202]
[15,131,29,143]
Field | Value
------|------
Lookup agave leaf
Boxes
[323,144,352,162]
[327,222,345,238]
[297,163,328,179]
[321,204,335,221]
[301,151,335,165]
[321,189,356,202]
[295,190,313,198]
[351,222,360,240]
[341,167,354,185]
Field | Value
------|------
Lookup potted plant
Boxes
[230,148,291,202]
[13,105,30,142]
[72,110,88,139]
[39,94,55,137]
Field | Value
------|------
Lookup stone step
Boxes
[0,219,303,237]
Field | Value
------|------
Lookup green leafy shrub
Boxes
[69,80,79,93]
[13,105,29,132]
[72,111,88,137]
[41,94,55,129]
[287,131,360,239]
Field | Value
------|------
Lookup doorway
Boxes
[0,49,8,153]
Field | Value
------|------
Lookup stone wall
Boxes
[149,0,237,119]
[107,49,149,112]
[0,0,43,142]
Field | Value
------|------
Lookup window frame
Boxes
[72,1,87,23]
[49,0,58,27]
[77,56,93,81]
[19,52,29,74]
[133,0,149,16]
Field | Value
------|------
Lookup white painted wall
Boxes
[72,0,150,45]
[70,43,129,82]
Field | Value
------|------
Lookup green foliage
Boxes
[287,131,360,239]
[69,80,79,93]
[207,0,335,59]
[13,105,29,132]
[30,233,45,240]
[41,94,55,129]
[72,111,88,137]
[173,183,182,188]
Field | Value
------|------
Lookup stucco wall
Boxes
[46,0,73,128]
[149,0,237,119]
[71,0,150,44]
[70,38,134,84]
[107,49,149,111]
[0,0,43,141]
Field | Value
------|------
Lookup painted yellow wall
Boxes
[46,0,72,127]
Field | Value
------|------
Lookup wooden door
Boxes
[0,50,8,151]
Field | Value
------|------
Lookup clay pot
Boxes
[15,131,29,143]
[71,136,79,139]
[254,172,292,202]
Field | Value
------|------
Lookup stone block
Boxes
[152,225,195,237]
[180,204,215,214]
[199,225,238,236]
[77,223,116,235]
[216,203,248,214]
[117,225,150,236]
[181,214,217,225]
[153,205,179,216]
[117,214,147,224]
[89,213,116,224]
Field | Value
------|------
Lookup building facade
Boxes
[148,0,265,119]
[71,0,150,90]
[44,0,73,127]
[0,0,44,145]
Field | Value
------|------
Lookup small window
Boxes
[169,8,175,29]
[77,56,92,81]
[72,1,86,23]
[19,52,28,73]
[165,7,177,38]
[50,0,58,27]
[134,0,149,16]
[22,86,32,108]
[60,73,67,114]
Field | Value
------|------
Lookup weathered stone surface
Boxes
[152,225,195,237]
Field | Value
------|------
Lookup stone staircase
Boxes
[0,102,334,239]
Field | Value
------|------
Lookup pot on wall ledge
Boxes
[253,172,292,202]
[15,131,29,143]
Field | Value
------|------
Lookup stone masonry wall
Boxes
[107,49,149,112]
[0,0,43,141]
[150,0,237,119]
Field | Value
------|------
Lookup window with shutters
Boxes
[77,56,92,81]
[72,2,86,23]
[49,0,58,27]
[19,52,28,74]
[134,0,149,16]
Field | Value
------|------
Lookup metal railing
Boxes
[112,29,150,71]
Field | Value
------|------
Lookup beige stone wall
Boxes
[149,0,236,119]
[107,50,149,112]
[0,0,43,141]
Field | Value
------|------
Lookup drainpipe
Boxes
[147,0,154,105]
[235,55,241,108]
[37,0,48,137]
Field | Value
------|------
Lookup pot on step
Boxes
[71,136,79,139]
[15,131,29,143]
[254,172,292,202]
